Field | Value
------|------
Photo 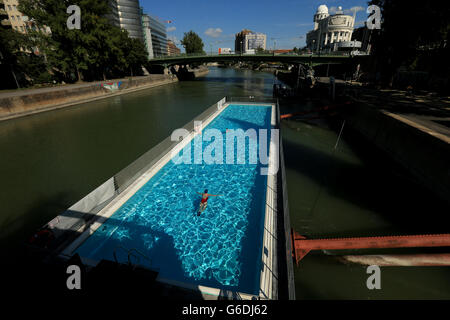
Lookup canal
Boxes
[0,67,449,298]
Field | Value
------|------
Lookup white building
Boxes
[306,5,360,53]
[245,32,266,53]
[108,0,144,41]
[235,30,266,53]
[218,48,232,54]
[142,14,154,59]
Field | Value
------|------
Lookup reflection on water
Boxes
[280,101,450,299]
[75,105,271,294]
[0,67,276,252]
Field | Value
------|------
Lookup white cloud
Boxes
[330,6,365,15]
[329,6,338,14]
[168,35,178,43]
[167,26,176,32]
[345,6,365,14]
[204,27,223,38]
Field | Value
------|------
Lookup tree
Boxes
[369,0,450,87]
[18,0,148,82]
[256,47,265,54]
[181,31,205,54]
[120,35,149,77]
[0,27,25,88]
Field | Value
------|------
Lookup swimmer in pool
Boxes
[196,189,222,216]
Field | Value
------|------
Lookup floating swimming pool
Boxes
[74,104,273,295]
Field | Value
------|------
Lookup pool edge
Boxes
[32,97,288,300]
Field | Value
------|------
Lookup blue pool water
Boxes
[75,104,272,294]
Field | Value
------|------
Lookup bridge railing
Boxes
[148,52,354,62]
[151,52,208,60]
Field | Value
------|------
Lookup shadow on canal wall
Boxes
[282,115,450,237]
[342,100,450,208]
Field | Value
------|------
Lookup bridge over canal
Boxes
[147,53,367,68]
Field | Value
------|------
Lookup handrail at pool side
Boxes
[113,245,152,266]
[226,96,277,104]
[37,97,229,254]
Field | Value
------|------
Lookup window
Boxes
[11,15,15,21]
[8,5,12,10]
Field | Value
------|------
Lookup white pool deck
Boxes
[59,99,279,300]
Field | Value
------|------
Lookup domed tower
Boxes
[314,5,329,30]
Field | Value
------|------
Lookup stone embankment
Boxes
[0,74,178,121]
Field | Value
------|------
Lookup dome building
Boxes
[306,5,359,53]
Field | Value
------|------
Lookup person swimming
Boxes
[196,189,222,216]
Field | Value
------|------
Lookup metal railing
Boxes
[226,96,278,104]
[149,53,353,61]
[113,245,152,267]
[48,97,278,253]
[48,98,226,248]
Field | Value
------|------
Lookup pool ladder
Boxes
[113,245,152,268]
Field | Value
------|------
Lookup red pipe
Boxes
[291,229,450,265]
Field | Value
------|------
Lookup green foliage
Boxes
[17,0,148,83]
[0,28,25,62]
[181,31,205,54]
[0,27,47,87]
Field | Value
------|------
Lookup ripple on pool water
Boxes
[76,105,272,294]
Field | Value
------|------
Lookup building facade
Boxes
[2,0,25,32]
[108,0,144,41]
[235,29,251,53]
[141,14,154,59]
[167,40,180,56]
[306,5,357,53]
[235,29,266,53]
[351,24,372,54]
[218,48,232,54]
[147,15,167,57]
[1,0,11,30]
[245,32,266,52]
[1,0,50,35]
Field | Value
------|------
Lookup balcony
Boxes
[1,18,11,27]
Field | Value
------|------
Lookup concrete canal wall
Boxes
[345,99,450,205]
[0,74,179,121]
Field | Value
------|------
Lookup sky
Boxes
[140,0,371,53]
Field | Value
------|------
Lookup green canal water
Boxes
[0,67,449,298]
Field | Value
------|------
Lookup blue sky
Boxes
[140,0,370,53]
